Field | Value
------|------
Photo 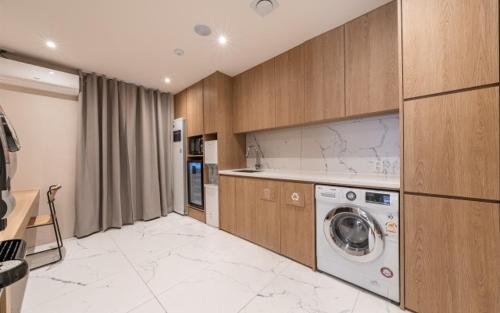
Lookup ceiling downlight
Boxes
[251,0,279,17]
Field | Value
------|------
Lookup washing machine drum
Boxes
[324,207,384,263]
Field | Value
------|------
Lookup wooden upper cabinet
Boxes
[233,59,276,133]
[203,73,222,134]
[275,45,305,127]
[345,1,398,116]
[402,0,499,98]
[219,175,236,234]
[174,89,187,119]
[280,182,315,268]
[255,179,281,252]
[304,26,345,123]
[404,87,500,200]
[186,81,204,137]
[405,195,500,313]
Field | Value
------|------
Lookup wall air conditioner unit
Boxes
[0,57,79,96]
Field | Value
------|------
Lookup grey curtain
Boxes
[75,73,173,238]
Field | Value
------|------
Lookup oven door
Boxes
[323,207,384,263]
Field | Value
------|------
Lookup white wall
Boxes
[0,86,79,246]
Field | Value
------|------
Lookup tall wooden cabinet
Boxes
[402,0,499,98]
[203,74,218,134]
[405,195,500,313]
[345,1,398,115]
[186,81,204,137]
[304,26,345,123]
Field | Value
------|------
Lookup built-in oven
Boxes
[187,159,203,208]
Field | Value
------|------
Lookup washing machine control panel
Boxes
[365,192,391,206]
[346,191,356,201]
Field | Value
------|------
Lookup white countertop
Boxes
[219,169,400,190]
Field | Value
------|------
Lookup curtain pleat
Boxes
[75,73,173,238]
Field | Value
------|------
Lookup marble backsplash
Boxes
[246,114,400,177]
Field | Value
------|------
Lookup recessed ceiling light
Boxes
[174,48,184,56]
[45,40,57,49]
[218,35,228,45]
[164,77,171,84]
[194,24,212,37]
[49,71,55,75]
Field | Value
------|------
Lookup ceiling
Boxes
[0,0,392,94]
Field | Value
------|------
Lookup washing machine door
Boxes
[323,207,384,262]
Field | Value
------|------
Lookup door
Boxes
[280,182,315,268]
[405,195,500,313]
[219,175,236,233]
[187,160,203,208]
[235,177,256,241]
[304,26,345,123]
[255,179,281,252]
[323,207,384,262]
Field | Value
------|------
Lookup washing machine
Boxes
[316,185,400,302]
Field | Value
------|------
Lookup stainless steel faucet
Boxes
[246,144,263,170]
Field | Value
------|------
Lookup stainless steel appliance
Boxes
[0,105,20,231]
[172,118,187,215]
[188,137,203,155]
[187,160,203,208]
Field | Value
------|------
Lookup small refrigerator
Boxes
[187,160,203,208]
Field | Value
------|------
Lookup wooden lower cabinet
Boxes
[219,175,236,234]
[219,176,315,268]
[235,177,256,241]
[405,195,500,313]
[255,179,281,252]
[280,182,315,268]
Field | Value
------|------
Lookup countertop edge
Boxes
[219,170,400,191]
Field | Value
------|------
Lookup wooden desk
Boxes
[0,190,40,313]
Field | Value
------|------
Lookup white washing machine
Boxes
[316,185,400,302]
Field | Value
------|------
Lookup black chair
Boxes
[26,185,64,269]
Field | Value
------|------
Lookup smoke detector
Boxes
[251,0,279,17]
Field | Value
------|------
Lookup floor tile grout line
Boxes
[108,232,170,313]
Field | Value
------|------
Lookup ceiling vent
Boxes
[251,0,279,17]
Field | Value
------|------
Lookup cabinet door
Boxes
[280,182,315,268]
[345,1,398,116]
[187,81,204,137]
[255,179,281,252]
[233,60,276,133]
[404,87,499,200]
[219,175,236,234]
[203,74,218,134]
[174,89,187,119]
[405,195,500,313]
[304,26,345,123]
[235,177,256,241]
[403,0,499,98]
[275,45,305,127]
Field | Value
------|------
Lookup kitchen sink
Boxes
[234,169,262,173]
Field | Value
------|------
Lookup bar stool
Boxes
[26,185,64,269]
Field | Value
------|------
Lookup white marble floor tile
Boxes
[157,268,257,313]
[23,232,132,310]
[23,269,152,313]
[127,298,166,313]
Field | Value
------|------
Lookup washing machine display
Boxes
[316,185,400,302]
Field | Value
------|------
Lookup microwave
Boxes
[189,137,203,155]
